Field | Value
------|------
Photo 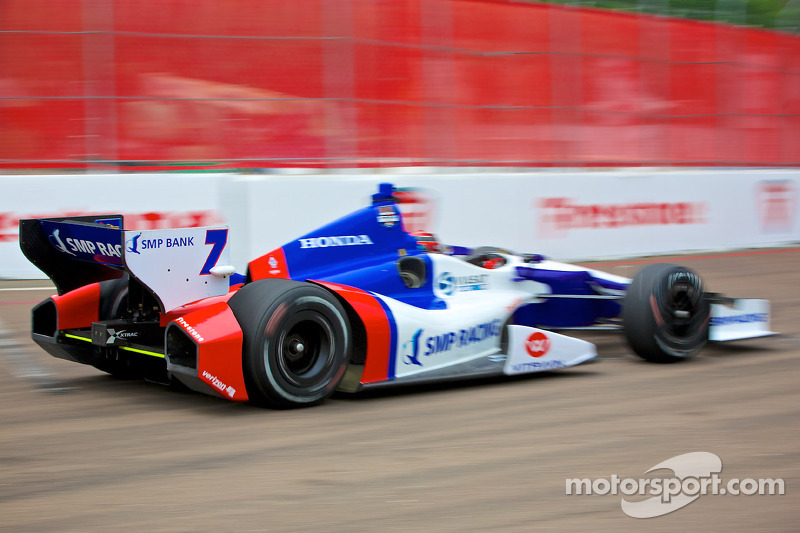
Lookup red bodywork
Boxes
[44,275,395,400]
[170,299,248,401]
[52,284,100,331]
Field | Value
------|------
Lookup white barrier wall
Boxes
[1,174,226,279]
[221,170,799,270]
[2,170,798,279]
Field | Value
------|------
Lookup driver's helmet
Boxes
[481,256,505,269]
[411,231,441,253]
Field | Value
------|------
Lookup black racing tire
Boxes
[622,263,710,363]
[99,275,130,320]
[228,279,351,408]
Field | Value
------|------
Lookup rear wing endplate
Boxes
[20,216,235,312]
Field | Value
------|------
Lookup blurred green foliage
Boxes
[538,0,799,31]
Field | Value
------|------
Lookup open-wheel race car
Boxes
[20,183,775,408]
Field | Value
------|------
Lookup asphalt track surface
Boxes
[1,249,798,532]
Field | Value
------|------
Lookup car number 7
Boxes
[200,228,228,275]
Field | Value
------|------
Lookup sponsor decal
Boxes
[94,217,122,228]
[525,331,551,358]
[756,180,796,233]
[106,328,138,344]
[43,222,123,264]
[201,370,236,398]
[199,228,227,275]
[537,197,707,238]
[377,205,399,227]
[511,360,566,372]
[175,316,205,343]
[61,237,123,258]
[424,320,502,357]
[298,235,373,249]
[49,229,75,256]
[249,249,288,279]
[401,320,502,368]
[126,233,142,254]
[403,329,424,367]
[61,235,122,257]
[709,313,768,327]
[128,235,195,251]
[436,272,489,296]
[268,256,281,275]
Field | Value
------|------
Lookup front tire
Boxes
[228,279,351,408]
[622,263,710,363]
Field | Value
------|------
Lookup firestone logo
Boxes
[537,197,707,238]
[756,180,796,233]
[175,317,204,343]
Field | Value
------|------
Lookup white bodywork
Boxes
[123,226,234,311]
[709,299,776,342]
[373,251,774,381]
[378,252,600,380]
[504,325,597,375]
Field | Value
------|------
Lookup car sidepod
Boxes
[165,298,248,401]
[503,325,596,375]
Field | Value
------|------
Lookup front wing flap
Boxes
[708,298,776,342]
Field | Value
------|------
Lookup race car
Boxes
[19,183,774,408]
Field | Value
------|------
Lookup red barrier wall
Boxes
[1,0,798,169]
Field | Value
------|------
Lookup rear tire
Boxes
[93,276,145,379]
[229,279,351,408]
[622,263,710,363]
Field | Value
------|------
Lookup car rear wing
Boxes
[19,215,236,312]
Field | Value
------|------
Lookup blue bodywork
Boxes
[251,182,629,330]
[514,267,625,327]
